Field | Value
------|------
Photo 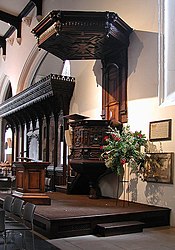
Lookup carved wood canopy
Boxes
[32,10,133,123]
[31,10,132,61]
[0,74,75,126]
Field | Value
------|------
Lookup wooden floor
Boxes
[0,192,171,239]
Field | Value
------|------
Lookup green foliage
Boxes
[101,125,147,175]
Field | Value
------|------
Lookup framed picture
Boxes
[144,152,173,184]
[149,119,172,141]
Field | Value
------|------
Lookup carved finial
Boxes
[22,16,32,27]
[16,38,22,45]
[6,37,14,46]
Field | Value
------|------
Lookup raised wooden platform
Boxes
[33,192,171,239]
[0,192,171,239]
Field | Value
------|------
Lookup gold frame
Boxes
[144,152,173,184]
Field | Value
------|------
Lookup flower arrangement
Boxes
[100,125,147,176]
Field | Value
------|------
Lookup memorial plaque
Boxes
[149,119,172,141]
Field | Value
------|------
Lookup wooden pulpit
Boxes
[69,119,109,198]
[12,161,51,205]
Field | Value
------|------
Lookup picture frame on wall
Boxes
[149,119,172,141]
[144,152,173,184]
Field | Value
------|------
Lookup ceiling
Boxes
[0,0,42,55]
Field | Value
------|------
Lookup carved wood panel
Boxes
[70,120,109,162]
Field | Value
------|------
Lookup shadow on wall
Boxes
[92,60,102,87]
[128,30,158,100]
[100,172,164,204]
[128,31,144,77]
[144,183,164,205]
[92,30,158,101]
[128,177,139,202]
[129,176,163,205]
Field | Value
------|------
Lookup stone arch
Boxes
[0,75,13,162]
[17,44,48,92]
[0,74,12,103]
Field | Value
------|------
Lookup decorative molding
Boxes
[22,16,32,27]
[31,10,132,123]
[0,74,75,118]
[0,0,43,58]
[6,37,14,46]
[32,10,132,60]
[16,37,22,45]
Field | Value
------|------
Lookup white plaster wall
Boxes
[126,23,175,225]
[36,57,103,119]
[0,8,38,94]
[1,0,175,225]
[70,60,102,119]
[42,0,158,32]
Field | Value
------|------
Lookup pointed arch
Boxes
[0,74,12,103]
[0,74,13,162]
[17,44,48,92]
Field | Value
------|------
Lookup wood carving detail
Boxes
[32,10,132,61]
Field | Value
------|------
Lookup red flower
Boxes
[111,134,121,141]
[115,137,121,142]
[104,135,109,141]
[120,158,126,165]
[138,133,143,138]
[100,146,103,150]
[134,131,143,138]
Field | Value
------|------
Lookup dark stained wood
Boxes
[0,74,75,119]
[0,192,171,239]
[28,171,40,190]
[13,161,51,205]
[70,119,109,163]
[11,129,15,163]
[45,115,50,162]
[14,161,47,192]
[69,119,109,198]
[0,74,75,188]
[16,170,23,189]
[15,126,19,162]
[32,10,132,124]
[30,193,171,239]
[38,118,43,160]
[102,49,129,123]
[95,221,145,236]
[32,10,132,61]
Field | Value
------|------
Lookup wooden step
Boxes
[55,185,67,193]
[95,221,145,237]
